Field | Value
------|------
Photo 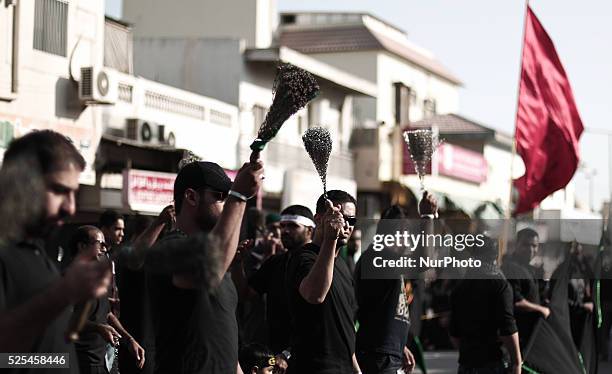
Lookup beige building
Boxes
[277,12,465,216]
[0,1,242,218]
[0,0,106,185]
[123,1,377,213]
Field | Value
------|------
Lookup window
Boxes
[423,98,437,119]
[0,120,15,148]
[253,105,267,135]
[33,0,68,57]
[280,14,296,25]
[298,115,307,136]
[394,82,411,126]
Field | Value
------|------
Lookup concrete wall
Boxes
[376,52,460,126]
[123,0,276,48]
[133,38,243,106]
[0,3,14,99]
[103,72,240,170]
[305,51,379,83]
[0,0,106,184]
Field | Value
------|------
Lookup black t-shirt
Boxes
[501,259,541,345]
[354,247,410,358]
[146,231,238,374]
[450,266,517,367]
[248,252,292,352]
[0,240,79,374]
[285,243,357,374]
[74,297,110,367]
[115,249,152,346]
[501,260,540,304]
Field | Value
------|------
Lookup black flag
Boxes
[522,257,583,373]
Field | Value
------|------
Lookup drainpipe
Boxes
[11,0,20,94]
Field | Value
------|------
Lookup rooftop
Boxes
[407,113,513,149]
[244,46,378,97]
[279,11,461,85]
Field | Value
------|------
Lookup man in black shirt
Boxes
[99,210,125,318]
[70,225,145,374]
[501,228,550,347]
[248,205,315,353]
[145,160,263,374]
[285,190,360,374]
[355,193,438,374]
[116,206,175,374]
[0,130,111,373]
[450,237,522,374]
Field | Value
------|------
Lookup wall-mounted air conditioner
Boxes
[79,66,118,105]
[126,119,176,147]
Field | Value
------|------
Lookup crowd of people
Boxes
[0,130,611,374]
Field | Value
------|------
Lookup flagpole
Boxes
[500,0,530,262]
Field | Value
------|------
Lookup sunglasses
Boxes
[343,215,357,227]
[201,189,228,202]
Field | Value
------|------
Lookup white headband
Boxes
[280,214,315,228]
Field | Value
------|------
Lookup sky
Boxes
[105,0,612,211]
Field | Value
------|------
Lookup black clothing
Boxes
[501,258,541,346]
[356,351,403,374]
[500,259,540,304]
[116,250,154,374]
[450,266,517,368]
[0,240,79,374]
[248,252,292,352]
[355,247,410,363]
[74,298,110,374]
[285,243,357,374]
[146,230,239,374]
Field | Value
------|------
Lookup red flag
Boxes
[513,6,583,215]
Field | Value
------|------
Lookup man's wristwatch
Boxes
[228,190,248,202]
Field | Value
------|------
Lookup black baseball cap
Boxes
[174,161,232,203]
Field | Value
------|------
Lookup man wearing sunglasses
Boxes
[69,225,145,374]
[145,159,263,374]
[285,190,360,374]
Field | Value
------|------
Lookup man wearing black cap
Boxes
[145,159,263,374]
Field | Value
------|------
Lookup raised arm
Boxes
[126,205,175,270]
[299,200,342,304]
[211,160,263,280]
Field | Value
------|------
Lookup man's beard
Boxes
[26,212,67,239]
[282,235,308,251]
[197,212,218,232]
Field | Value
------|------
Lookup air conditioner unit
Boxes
[79,66,118,105]
[126,119,176,147]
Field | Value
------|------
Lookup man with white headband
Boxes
[246,205,315,365]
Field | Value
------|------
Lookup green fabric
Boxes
[413,336,427,374]
[265,213,281,225]
[578,352,587,374]
[522,364,540,374]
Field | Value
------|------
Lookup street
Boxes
[416,351,612,373]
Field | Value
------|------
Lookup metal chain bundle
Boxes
[302,126,332,195]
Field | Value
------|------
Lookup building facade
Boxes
[0,0,106,185]
[0,1,241,218]
[123,1,377,213]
